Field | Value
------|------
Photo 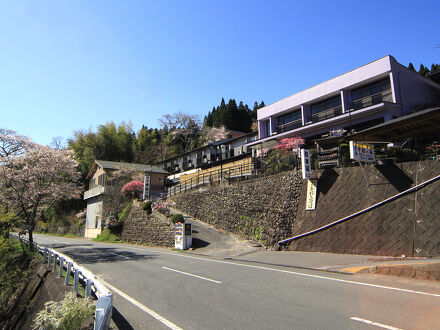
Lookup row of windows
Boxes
[271,77,392,134]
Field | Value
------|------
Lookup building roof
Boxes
[87,160,168,178]
[351,107,440,142]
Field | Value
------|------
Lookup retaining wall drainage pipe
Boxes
[278,173,440,245]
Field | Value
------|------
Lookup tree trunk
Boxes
[28,230,34,251]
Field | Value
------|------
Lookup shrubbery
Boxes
[33,292,95,330]
[142,200,153,214]
[170,214,184,224]
[94,229,120,242]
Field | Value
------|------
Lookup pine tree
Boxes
[408,62,416,72]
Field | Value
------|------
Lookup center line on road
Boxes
[350,317,402,330]
[124,246,440,298]
[162,266,222,284]
[108,252,131,259]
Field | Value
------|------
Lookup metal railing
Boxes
[168,162,254,196]
[277,118,302,133]
[350,90,393,111]
[311,105,342,123]
[11,234,113,330]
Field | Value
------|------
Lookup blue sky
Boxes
[1,1,439,145]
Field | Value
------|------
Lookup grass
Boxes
[93,229,121,243]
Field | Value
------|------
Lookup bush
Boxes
[33,292,95,330]
[121,181,144,199]
[170,214,184,224]
[142,200,153,214]
[94,229,120,242]
[117,200,133,222]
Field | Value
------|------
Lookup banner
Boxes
[306,179,318,210]
[301,149,312,180]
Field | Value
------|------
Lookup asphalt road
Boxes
[33,234,440,330]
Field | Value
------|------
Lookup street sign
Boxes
[349,141,376,162]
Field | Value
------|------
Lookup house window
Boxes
[159,177,164,183]
[98,173,105,186]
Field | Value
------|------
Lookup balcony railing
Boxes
[84,185,105,200]
[351,90,392,111]
[277,118,302,133]
[311,106,342,123]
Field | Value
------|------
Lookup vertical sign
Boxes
[175,223,184,249]
[301,149,312,180]
[143,175,151,200]
[349,141,376,162]
[305,179,318,210]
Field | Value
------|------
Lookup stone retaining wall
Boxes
[172,172,303,246]
[172,160,440,257]
[121,202,175,247]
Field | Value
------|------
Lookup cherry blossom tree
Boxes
[272,135,304,153]
[0,130,82,248]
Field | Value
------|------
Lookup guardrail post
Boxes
[85,279,93,298]
[65,262,73,285]
[48,251,52,267]
[74,269,80,293]
[35,246,39,259]
[43,248,47,263]
[58,257,64,278]
[53,254,58,272]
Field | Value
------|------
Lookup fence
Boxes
[167,161,255,196]
[11,234,112,330]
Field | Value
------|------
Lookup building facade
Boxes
[248,55,440,147]
[83,160,168,238]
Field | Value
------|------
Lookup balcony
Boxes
[351,90,392,111]
[277,118,302,133]
[84,185,105,200]
[311,106,342,123]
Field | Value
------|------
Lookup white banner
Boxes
[301,149,312,180]
[306,179,318,210]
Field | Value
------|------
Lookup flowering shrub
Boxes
[121,180,144,199]
[273,135,304,154]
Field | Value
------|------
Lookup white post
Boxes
[142,175,147,200]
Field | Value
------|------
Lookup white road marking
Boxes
[162,266,222,284]
[350,317,403,330]
[108,252,130,259]
[124,246,440,298]
[99,278,183,330]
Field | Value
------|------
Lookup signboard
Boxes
[349,141,376,162]
[143,175,151,200]
[305,179,318,210]
[301,149,312,180]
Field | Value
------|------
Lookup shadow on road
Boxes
[112,306,135,330]
[54,247,159,264]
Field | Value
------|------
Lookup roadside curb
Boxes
[340,261,440,281]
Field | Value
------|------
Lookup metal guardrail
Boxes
[11,234,113,330]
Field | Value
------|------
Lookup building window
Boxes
[277,109,302,133]
[310,96,342,123]
[351,78,392,110]
[98,173,105,186]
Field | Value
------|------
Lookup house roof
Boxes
[87,160,168,178]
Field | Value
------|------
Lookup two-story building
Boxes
[159,131,257,180]
[247,55,440,149]
[83,160,168,238]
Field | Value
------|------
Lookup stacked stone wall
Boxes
[172,172,303,246]
[122,202,174,247]
[172,160,440,257]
